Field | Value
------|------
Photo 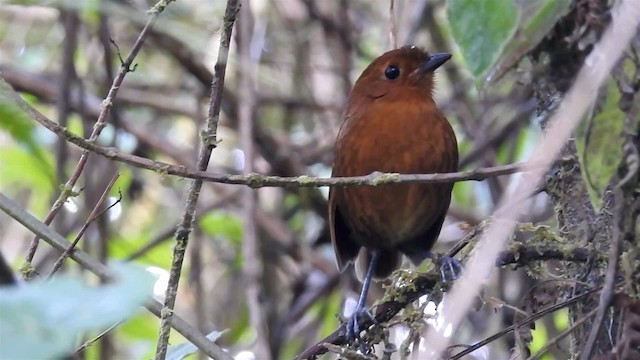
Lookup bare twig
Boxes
[47,172,120,279]
[10,104,542,189]
[449,288,600,360]
[237,2,271,358]
[153,1,240,359]
[389,0,397,49]
[528,308,598,360]
[580,188,624,360]
[74,321,122,355]
[125,189,242,261]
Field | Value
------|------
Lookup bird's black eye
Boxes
[384,65,400,80]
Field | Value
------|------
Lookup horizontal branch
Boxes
[5,81,537,188]
[495,246,602,267]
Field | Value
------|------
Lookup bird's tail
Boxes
[355,248,402,281]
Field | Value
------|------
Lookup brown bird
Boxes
[328,46,458,340]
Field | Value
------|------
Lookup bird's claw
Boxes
[345,307,377,344]
[426,251,462,282]
[437,255,462,283]
[345,307,377,353]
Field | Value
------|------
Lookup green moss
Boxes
[370,173,400,186]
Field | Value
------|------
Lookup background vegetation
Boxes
[0,0,638,359]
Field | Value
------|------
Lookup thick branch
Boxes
[153,0,240,359]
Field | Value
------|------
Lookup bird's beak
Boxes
[420,53,452,73]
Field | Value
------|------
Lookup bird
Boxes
[328,46,458,341]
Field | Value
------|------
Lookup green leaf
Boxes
[0,98,34,142]
[0,98,54,184]
[165,330,228,360]
[118,312,159,341]
[0,263,154,360]
[529,320,553,360]
[486,0,571,83]
[0,148,54,195]
[199,211,243,244]
[446,0,519,80]
[576,79,625,208]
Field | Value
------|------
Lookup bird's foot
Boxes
[428,253,462,283]
[345,306,377,346]
[439,255,462,282]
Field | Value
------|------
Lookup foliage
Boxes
[446,0,519,81]
[0,0,637,359]
[0,263,153,359]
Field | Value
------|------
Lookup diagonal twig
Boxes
[125,188,242,261]
[528,307,598,360]
[237,3,272,358]
[580,188,624,359]
[47,172,120,279]
[449,287,601,360]
[153,1,240,359]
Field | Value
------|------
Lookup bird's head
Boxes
[352,46,451,100]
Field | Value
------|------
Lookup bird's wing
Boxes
[328,187,360,272]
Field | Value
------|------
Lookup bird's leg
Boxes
[427,252,462,283]
[346,250,380,343]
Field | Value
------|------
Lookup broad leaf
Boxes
[0,263,154,360]
[576,79,625,208]
[487,0,572,83]
[446,0,519,80]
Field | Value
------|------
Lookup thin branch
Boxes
[237,2,271,358]
[495,246,602,268]
[528,308,598,360]
[47,172,120,279]
[74,321,122,355]
[125,189,242,261]
[153,1,240,359]
[580,188,624,359]
[448,288,601,360]
[389,0,397,49]
[0,192,233,360]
